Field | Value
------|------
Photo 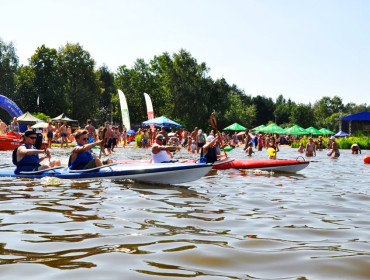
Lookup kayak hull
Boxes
[0,163,213,184]
[0,133,22,150]
[212,159,309,172]
[117,158,309,173]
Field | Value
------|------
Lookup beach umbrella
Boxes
[285,125,308,135]
[334,130,349,138]
[223,123,247,131]
[142,116,182,127]
[260,123,285,134]
[31,122,48,129]
[306,126,323,135]
[319,128,334,135]
[126,129,136,134]
[252,124,266,132]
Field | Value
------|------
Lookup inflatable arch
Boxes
[0,95,23,118]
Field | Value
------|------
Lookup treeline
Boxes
[1,37,369,131]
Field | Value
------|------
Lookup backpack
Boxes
[12,147,19,165]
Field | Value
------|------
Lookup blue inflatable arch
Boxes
[0,95,23,118]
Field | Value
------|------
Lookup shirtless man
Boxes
[85,119,96,143]
[351,144,361,154]
[104,122,114,154]
[46,121,54,149]
[158,126,169,145]
[305,138,316,157]
[328,136,340,158]
[60,121,68,148]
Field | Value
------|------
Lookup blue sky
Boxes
[1,0,369,105]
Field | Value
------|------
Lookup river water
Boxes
[0,146,369,279]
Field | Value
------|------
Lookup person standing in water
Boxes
[305,137,316,157]
[328,136,340,158]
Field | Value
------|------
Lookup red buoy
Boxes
[364,155,370,164]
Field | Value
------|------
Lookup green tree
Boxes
[13,65,37,113]
[59,43,101,122]
[115,59,156,125]
[313,96,344,128]
[0,38,18,121]
[29,45,66,115]
[252,95,275,125]
[0,38,18,97]
[290,103,315,128]
[97,65,116,124]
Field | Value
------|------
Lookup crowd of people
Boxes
[9,118,365,174]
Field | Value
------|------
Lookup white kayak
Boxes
[0,163,213,184]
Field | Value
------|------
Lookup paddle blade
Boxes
[210,113,217,130]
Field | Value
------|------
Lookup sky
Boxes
[1,0,370,105]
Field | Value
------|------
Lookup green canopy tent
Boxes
[285,125,309,135]
[306,126,323,135]
[223,123,247,131]
[252,124,266,132]
[319,128,334,135]
[260,123,285,134]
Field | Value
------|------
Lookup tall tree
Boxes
[59,43,100,122]
[252,95,276,125]
[29,45,66,115]
[0,38,18,97]
[0,38,18,121]
[97,65,116,124]
[290,103,315,128]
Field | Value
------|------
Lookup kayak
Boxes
[117,158,309,173]
[0,162,213,184]
[0,132,22,150]
[211,158,309,172]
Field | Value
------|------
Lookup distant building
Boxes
[341,111,370,136]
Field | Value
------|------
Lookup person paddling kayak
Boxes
[13,129,61,174]
[69,129,113,170]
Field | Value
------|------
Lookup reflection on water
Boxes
[0,147,369,279]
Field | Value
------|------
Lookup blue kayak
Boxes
[0,163,213,184]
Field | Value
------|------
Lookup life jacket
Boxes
[13,144,41,174]
[201,146,217,163]
[68,143,94,170]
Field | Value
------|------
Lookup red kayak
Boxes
[117,158,309,173]
[0,132,22,151]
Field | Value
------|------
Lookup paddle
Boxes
[99,128,107,159]
[210,112,228,158]
[44,143,50,164]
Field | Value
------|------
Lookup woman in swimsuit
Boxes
[305,138,316,157]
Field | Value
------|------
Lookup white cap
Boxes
[330,136,335,140]
[206,135,215,142]
[198,129,202,134]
